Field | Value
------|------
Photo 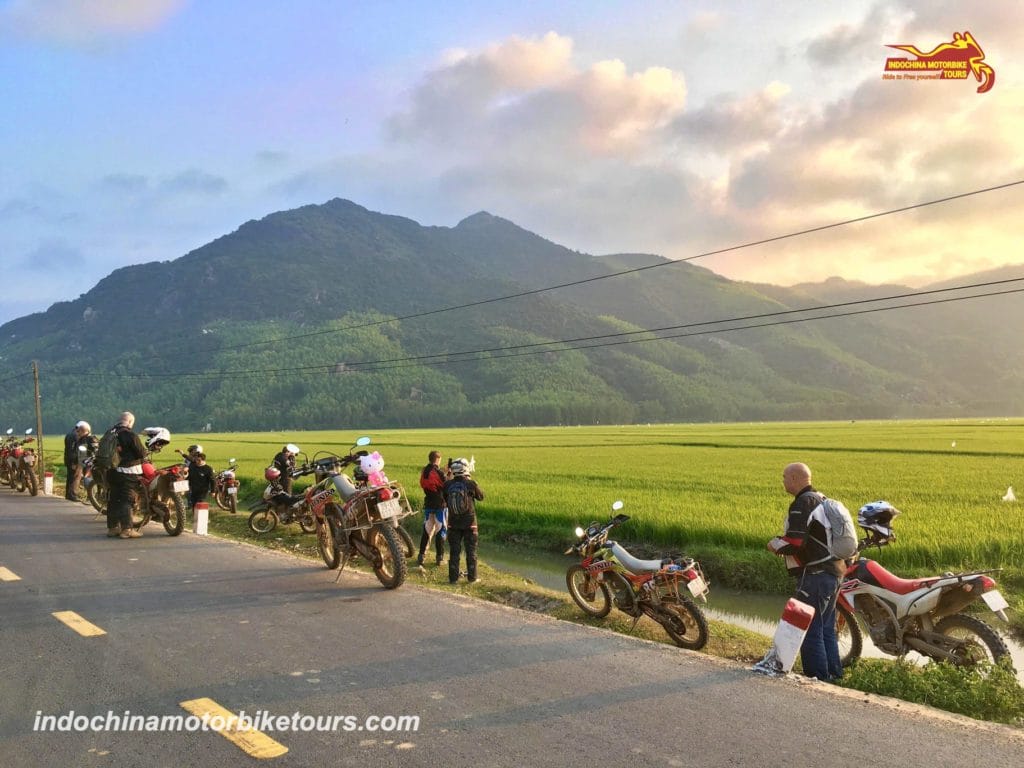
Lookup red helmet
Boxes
[141,463,157,481]
[264,466,282,482]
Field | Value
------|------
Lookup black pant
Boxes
[417,525,445,564]
[447,525,478,582]
[65,463,81,500]
[107,469,140,531]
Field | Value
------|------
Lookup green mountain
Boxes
[2,198,1023,431]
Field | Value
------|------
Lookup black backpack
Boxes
[446,479,475,520]
[93,427,121,471]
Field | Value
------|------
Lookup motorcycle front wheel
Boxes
[566,564,612,618]
[88,480,108,513]
[655,595,709,651]
[370,524,407,589]
[836,603,863,668]
[213,488,229,510]
[163,495,185,536]
[227,491,238,515]
[934,613,1012,668]
[248,507,278,534]
[317,516,341,569]
[15,470,26,493]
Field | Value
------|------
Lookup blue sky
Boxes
[2,0,1023,326]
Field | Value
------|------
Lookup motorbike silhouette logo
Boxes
[884,31,995,93]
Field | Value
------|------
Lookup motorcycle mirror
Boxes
[355,436,371,447]
[25,428,33,435]
[229,458,237,465]
[611,500,624,511]
[78,445,87,453]
[5,428,12,435]
[574,526,585,538]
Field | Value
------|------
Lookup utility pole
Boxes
[32,361,44,480]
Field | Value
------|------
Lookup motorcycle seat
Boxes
[861,560,940,595]
[608,541,665,574]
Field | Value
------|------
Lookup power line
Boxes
[53,279,1023,381]
[100,178,1024,361]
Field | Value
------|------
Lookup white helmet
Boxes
[286,443,300,455]
[144,427,171,451]
[858,501,900,542]
[188,443,203,455]
[449,456,475,477]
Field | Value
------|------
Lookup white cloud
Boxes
[0,0,187,45]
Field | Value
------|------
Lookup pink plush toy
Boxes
[359,451,390,487]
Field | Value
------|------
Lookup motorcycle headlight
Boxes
[574,526,585,538]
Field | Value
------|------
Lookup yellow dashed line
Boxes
[180,698,288,759]
[0,566,21,581]
[52,611,106,637]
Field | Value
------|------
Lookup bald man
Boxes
[767,462,843,681]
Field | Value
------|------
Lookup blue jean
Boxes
[795,570,842,680]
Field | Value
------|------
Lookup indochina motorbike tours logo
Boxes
[882,31,995,93]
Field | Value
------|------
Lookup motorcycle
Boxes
[8,429,39,496]
[120,428,188,537]
[212,457,240,514]
[565,501,710,650]
[247,459,319,534]
[836,501,1012,669]
[0,428,15,486]
[82,447,109,514]
[313,436,415,589]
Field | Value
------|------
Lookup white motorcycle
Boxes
[836,501,1012,669]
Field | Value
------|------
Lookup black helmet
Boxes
[858,500,899,545]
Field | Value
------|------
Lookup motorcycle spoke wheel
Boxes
[214,491,229,510]
[248,508,277,534]
[370,525,407,589]
[566,564,612,618]
[317,515,341,569]
[27,471,38,496]
[934,613,1013,669]
[657,596,709,651]
[163,495,185,536]
[228,492,238,515]
[836,604,863,668]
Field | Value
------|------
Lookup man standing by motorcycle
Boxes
[64,421,88,501]
[103,411,147,539]
[272,443,300,493]
[767,462,843,681]
[443,458,484,584]
[417,450,449,567]
[187,452,215,512]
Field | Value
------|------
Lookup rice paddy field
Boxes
[54,417,1022,599]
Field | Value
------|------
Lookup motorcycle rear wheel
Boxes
[655,595,709,651]
[370,524,407,589]
[934,613,1012,668]
[248,508,278,534]
[396,524,415,558]
[299,511,318,534]
[15,470,26,492]
[836,603,863,668]
[163,495,185,536]
[566,564,612,618]
[26,470,39,496]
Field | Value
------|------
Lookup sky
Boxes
[2,0,1023,326]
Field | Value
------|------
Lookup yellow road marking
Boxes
[0,566,21,581]
[179,698,288,759]
[52,611,106,637]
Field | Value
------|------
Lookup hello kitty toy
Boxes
[359,451,390,487]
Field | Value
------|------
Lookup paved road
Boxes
[1,491,1021,767]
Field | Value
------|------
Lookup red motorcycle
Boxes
[212,458,240,514]
[836,501,1012,669]
[6,429,39,496]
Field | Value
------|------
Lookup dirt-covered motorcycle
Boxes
[565,501,710,650]
[9,429,39,496]
[312,437,415,589]
[212,457,240,514]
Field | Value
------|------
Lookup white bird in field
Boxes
[951,441,956,448]
[1003,486,1016,502]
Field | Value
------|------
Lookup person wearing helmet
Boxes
[64,420,96,501]
[443,457,484,584]
[187,452,215,512]
[263,466,305,514]
[105,411,146,539]
[272,443,300,493]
